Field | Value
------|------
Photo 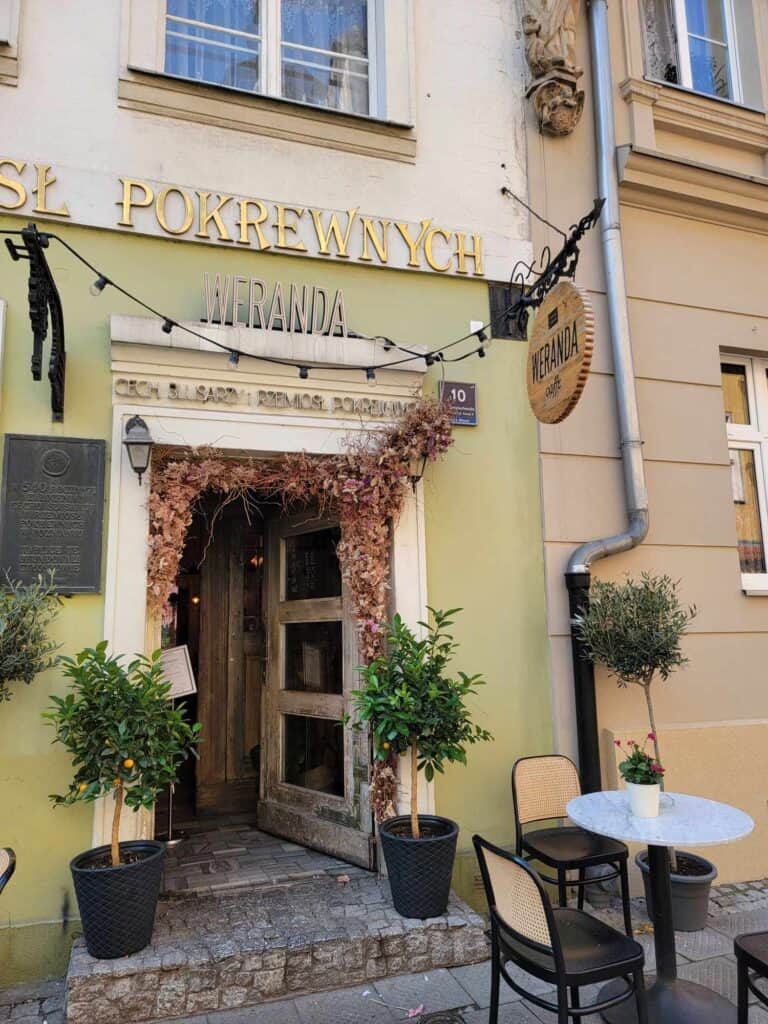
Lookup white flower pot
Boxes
[626,781,661,818]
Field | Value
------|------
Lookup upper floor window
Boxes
[643,0,755,105]
[164,0,375,116]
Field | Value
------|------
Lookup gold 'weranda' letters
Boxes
[0,158,485,275]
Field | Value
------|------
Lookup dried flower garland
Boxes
[148,395,452,658]
[147,398,452,820]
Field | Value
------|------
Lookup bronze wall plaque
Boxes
[0,435,106,593]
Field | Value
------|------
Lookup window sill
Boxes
[741,573,768,596]
[620,76,768,154]
[118,69,417,164]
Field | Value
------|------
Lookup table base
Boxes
[600,977,736,1023]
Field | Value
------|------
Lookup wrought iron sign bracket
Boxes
[505,197,605,337]
[5,223,66,422]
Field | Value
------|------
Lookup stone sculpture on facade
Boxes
[523,0,584,136]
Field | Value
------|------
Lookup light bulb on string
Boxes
[365,367,376,382]
[162,319,174,335]
[299,366,309,380]
[90,275,108,296]
[227,351,240,369]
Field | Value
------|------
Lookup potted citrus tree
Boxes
[575,573,712,931]
[350,608,491,919]
[45,643,200,958]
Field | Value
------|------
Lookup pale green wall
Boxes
[0,214,551,939]
[423,341,553,907]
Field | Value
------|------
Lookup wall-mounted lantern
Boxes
[122,415,154,484]
[408,452,429,492]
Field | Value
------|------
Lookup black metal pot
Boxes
[379,815,459,919]
[70,840,165,959]
[636,849,717,932]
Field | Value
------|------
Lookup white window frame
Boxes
[722,354,768,593]
[670,0,742,103]
[160,0,381,119]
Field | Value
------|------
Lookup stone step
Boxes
[64,873,488,1023]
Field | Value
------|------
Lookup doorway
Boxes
[159,494,374,869]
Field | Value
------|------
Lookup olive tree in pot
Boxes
[45,643,200,959]
[0,573,61,704]
[350,608,491,919]
[574,574,712,932]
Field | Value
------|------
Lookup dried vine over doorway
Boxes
[146,397,453,665]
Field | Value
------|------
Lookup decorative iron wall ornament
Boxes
[4,223,66,422]
[506,196,605,336]
[523,0,585,135]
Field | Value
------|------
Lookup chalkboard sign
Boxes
[0,435,106,593]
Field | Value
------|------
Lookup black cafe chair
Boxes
[735,931,768,1022]
[473,834,648,1024]
[512,754,633,935]
[0,848,16,895]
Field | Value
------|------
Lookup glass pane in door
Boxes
[283,714,344,795]
[285,527,342,599]
[284,621,343,693]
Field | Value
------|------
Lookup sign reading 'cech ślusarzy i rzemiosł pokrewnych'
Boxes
[0,435,106,593]
[526,281,594,424]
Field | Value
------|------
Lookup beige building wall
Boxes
[528,0,768,883]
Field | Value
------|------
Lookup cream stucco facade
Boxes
[529,0,768,884]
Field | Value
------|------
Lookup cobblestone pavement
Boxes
[6,878,768,1023]
[162,827,361,895]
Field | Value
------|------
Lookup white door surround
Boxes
[95,315,432,848]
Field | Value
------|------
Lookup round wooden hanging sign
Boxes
[526,281,594,424]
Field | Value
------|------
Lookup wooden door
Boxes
[196,504,265,815]
[258,513,374,868]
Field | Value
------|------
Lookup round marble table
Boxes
[567,791,754,1024]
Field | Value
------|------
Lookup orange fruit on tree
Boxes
[123,758,135,769]
[78,782,88,794]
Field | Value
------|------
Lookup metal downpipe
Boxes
[565,0,649,791]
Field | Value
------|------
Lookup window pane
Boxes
[284,621,343,693]
[165,0,261,92]
[688,36,731,98]
[280,0,370,114]
[730,449,766,573]
[284,715,344,795]
[642,0,680,83]
[685,0,726,42]
[285,527,341,600]
[721,363,750,424]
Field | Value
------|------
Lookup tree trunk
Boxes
[642,678,678,870]
[111,782,124,867]
[410,743,420,840]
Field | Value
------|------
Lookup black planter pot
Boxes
[71,840,165,959]
[636,849,717,932]
[379,814,459,919]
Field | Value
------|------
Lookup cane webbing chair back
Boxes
[483,847,553,948]
[513,755,581,826]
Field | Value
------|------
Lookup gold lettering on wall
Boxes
[0,158,27,210]
[274,204,307,252]
[196,192,233,242]
[395,219,432,268]
[156,187,194,235]
[117,178,154,227]
[0,156,489,278]
[237,199,271,249]
[32,165,70,218]
[360,218,390,263]
[424,228,452,273]
[455,233,484,276]
[310,207,358,258]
